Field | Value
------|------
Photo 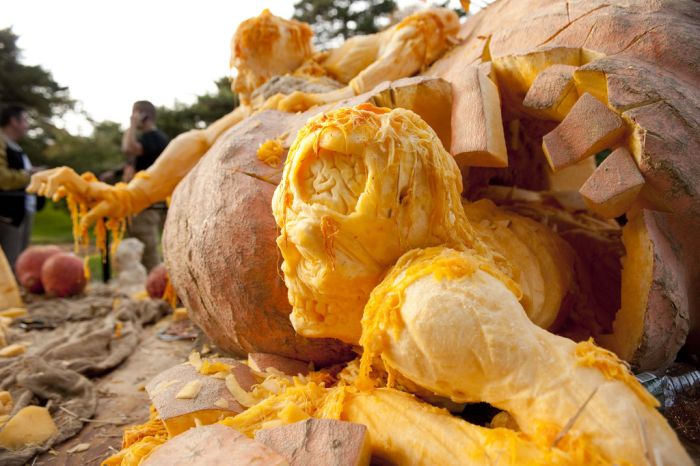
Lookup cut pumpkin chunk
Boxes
[0,308,27,319]
[542,93,625,170]
[248,353,310,377]
[522,64,578,121]
[0,391,12,415]
[572,67,608,107]
[141,424,288,466]
[492,46,581,104]
[448,64,507,168]
[145,358,257,436]
[255,419,371,466]
[0,249,22,311]
[579,147,645,218]
[0,344,26,358]
[370,76,452,151]
[546,157,596,192]
[428,54,507,168]
[0,406,58,450]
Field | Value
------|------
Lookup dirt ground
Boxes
[34,318,193,466]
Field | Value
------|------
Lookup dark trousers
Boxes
[0,212,33,270]
[126,209,164,271]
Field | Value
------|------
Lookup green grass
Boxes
[31,202,74,244]
[87,253,108,282]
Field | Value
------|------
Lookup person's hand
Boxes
[130,110,145,128]
[123,164,135,182]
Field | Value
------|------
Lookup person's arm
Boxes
[121,126,143,156]
[121,112,145,156]
[0,141,30,191]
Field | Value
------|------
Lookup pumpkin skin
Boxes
[164,109,356,366]
[146,264,168,300]
[40,252,87,298]
[600,209,690,370]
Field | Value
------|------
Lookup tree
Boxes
[0,27,77,171]
[0,28,73,121]
[40,121,123,175]
[0,26,119,229]
[293,0,398,45]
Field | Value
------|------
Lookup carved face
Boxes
[230,9,315,103]
[272,104,478,344]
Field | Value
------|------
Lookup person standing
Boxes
[121,101,170,271]
[0,105,40,268]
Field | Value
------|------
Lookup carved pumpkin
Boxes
[166,0,699,371]
[426,0,699,369]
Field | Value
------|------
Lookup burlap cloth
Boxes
[0,285,169,466]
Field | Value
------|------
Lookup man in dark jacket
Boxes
[121,101,170,270]
[0,105,38,268]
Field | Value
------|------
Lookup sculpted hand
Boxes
[27,166,92,201]
[28,166,135,228]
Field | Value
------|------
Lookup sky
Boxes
[2,0,468,134]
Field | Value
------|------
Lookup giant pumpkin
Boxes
[26,0,698,370]
[150,103,694,466]
[166,0,698,370]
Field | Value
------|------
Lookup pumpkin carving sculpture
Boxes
[165,0,699,369]
[26,1,700,463]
